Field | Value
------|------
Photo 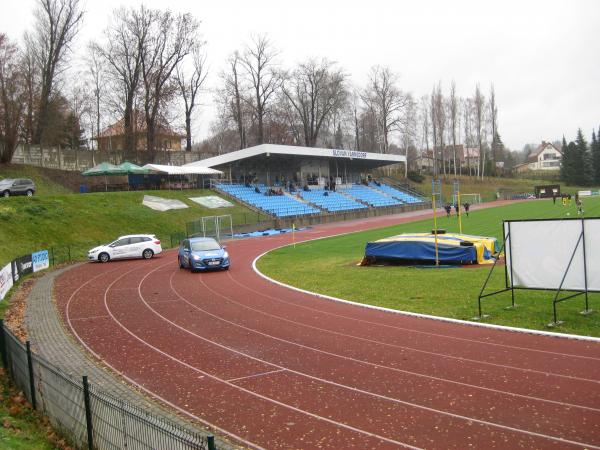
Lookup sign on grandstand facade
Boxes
[331,149,368,159]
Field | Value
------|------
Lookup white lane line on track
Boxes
[64,263,267,450]
[170,270,600,413]
[232,250,600,362]
[243,208,600,345]
[219,264,600,384]
[140,265,600,449]
[70,315,111,321]
[227,369,286,383]
[115,262,423,450]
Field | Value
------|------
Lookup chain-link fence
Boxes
[0,322,215,450]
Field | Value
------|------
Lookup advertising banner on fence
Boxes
[11,254,33,283]
[0,263,13,301]
[32,250,49,272]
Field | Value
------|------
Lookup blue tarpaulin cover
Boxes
[365,233,497,265]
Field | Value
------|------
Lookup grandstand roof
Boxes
[184,144,405,169]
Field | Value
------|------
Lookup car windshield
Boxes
[191,240,221,251]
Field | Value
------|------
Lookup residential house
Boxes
[95,112,184,152]
[526,141,562,171]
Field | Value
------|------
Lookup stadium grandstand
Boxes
[185,144,426,218]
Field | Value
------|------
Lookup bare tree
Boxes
[21,34,38,145]
[473,84,486,179]
[463,97,474,176]
[489,83,498,170]
[220,52,247,149]
[31,0,84,144]
[176,44,207,151]
[97,6,151,158]
[0,34,25,163]
[418,95,430,174]
[241,35,281,145]
[449,81,459,176]
[362,66,407,153]
[86,43,104,150]
[281,58,347,147]
[430,89,437,175]
[399,94,417,177]
[433,82,446,175]
[141,9,199,160]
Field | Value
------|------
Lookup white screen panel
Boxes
[504,219,596,291]
[584,220,600,291]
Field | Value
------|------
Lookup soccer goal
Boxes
[187,214,233,242]
[452,193,481,205]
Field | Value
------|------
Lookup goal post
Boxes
[452,193,481,205]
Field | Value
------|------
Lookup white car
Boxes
[88,234,162,263]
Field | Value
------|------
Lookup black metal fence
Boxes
[0,322,216,450]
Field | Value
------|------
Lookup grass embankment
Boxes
[258,197,600,337]
[0,165,73,197]
[0,189,262,266]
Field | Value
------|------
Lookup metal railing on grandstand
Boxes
[0,321,216,450]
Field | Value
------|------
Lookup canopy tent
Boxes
[141,164,223,190]
[364,233,498,265]
[142,164,222,175]
[118,161,150,174]
[82,162,126,191]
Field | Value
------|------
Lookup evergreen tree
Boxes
[592,127,600,184]
[560,136,573,183]
[574,128,591,185]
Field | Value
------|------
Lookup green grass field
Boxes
[0,189,264,266]
[257,197,600,337]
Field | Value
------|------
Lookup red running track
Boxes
[55,208,600,449]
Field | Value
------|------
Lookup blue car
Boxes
[178,237,230,272]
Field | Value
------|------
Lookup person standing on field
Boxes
[463,202,470,217]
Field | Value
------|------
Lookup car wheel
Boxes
[26,190,33,197]
[142,249,154,260]
[98,252,110,263]
[2,191,9,198]
[178,257,184,269]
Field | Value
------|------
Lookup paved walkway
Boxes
[24,265,236,450]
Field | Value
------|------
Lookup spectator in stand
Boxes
[463,202,470,217]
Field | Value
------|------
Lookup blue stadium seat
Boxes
[216,184,321,217]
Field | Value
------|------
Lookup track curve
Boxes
[55,207,600,449]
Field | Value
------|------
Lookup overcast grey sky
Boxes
[2,0,599,151]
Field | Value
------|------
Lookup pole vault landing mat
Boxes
[363,233,498,265]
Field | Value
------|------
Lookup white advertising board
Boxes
[0,263,13,301]
[505,219,600,291]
